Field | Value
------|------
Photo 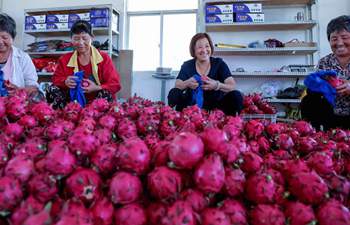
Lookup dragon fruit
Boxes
[257,136,270,153]
[265,168,285,186]
[0,143,8,168]
[91,197,114,225]
[168,132,204,169]
[30,101,55,124]
[150,140,170,167]
[109,171,142,205]
[65,168,102,204]
[227,138,248,163]
[241,152,263,173]
[4,122,23,140]
[146,202,167,225]
[194,153,225,194]
[296,137,318,154]
[224,167,246,197]
[226,116,244,130]
[307,152,334,176]
[58,199,93,224]
[250,204,285,225]
[220,199,248,225]
[114,203,147,225]
[284,201,316,225]
[180,188,209,212]
[6,96,27,120]
[265,123,285,137]
[13,137,46,160]
[98,114,117,130]
[116,138,150,174]
[0,176,23,211]
[327,76,344,88]
[245,120,264,139]
[282,159,310,178]
[162,200,196,225]
[90,98,110,112]
[317,200,350,225]
[91,144,117,174]
[201,127,229,157]
[63,101,82,122]
[207,109,226,128]
[201,208,231,225]
[68,130,97,156]
[44,141,76,177]
[326,174,350,204]
[22,202,52,225]
[5,155,34,183]
[147,166,182,201]
[245,172,277,204]
[18,115,37,129]
[136,114,160,135]
[288,171,329,205]
[159,119,177,137]
[10,196,44,225]
[274,133,294,150]
[78,117,96,133]
[0,97,5,117]
[293,120,315,136]
[28,173,58,203]
[223,123,241,140]
[45,122,66,140]
[93,128,113,144]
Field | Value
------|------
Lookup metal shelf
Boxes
[25,28,119,37]
[266,98,301,103]
[214,47,317,55]
[204,0,315,5]
[232,71,310,77]
[206,21,316,32]
[38,72,53,76]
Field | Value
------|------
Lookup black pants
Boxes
[300,90,350,130]
[167,88,243,116]
[46,85,113,109]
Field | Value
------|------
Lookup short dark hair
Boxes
[189,33,214,58]
[327,15,350,41]
[70,20,93,37]
[0,13,16,39]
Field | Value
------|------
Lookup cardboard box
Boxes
[68,13,90,22]
[46,23,69,30]
[206,4,233,15]
[91,17,109,27]
[233,3,262,13]
[46,14,69,23]
[235,13,264,23]
[25,23,46,31]
[25,15,46,24]
[205,14,234,24]
[90,8,109,18]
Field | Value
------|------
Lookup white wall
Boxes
[2,0,125,48]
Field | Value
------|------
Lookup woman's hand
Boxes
[202,77,219,91]
[185,77,199,90]
[336,80,350,96]
[82,79,102,93]
[65,76,77,89]
[5,82,19,96]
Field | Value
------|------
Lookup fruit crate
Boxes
[242,114,277,123]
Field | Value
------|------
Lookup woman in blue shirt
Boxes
[168,33,243,115]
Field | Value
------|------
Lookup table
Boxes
[152,74,176,103]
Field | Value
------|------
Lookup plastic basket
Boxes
[242,114,277,123]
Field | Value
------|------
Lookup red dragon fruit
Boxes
[223,123,241,140]
[245,172,277,204]
[114,203,147,225]
[6,96,27,120]
[4,122,23,140]
[201,127,229,157]
[265,123,285,137]
[326,76,344,88]
[10,196,44,225]
[44,141,76,177]
[226,116,244,130]
[326,174,350,204]
[45,122,66,140]
[194,153,225,194]
[331,128,349,142]
[93,128,113,144]
[168,132,204,169]
[146,202,167,225]
[0,176,23,211]
[245,119,264,139]
[90,98,110,112]
[136,114,160,135]
[18,115,37,129]
[293,120,315,136]
[224,167,246,197]
[116,137,150,174]
[265,168,285,186]
[220,199,248,225]
[91,197,114,225]
[226,138,247,163]
[109,171,142,205]
[207,109,226,128]
[180,188,209,212]
[282,159,310,178]
[307,152,334,176]
[241,152,263,174]
[28,173,58,203]
[0,97,5,117]
[257,136,270,153]
[284,201,316,225]
[250,204,285,225]
[150,140,170,167]
[58,199,93,225]
[22,202,52,225]
[63,101,82,122]
[65,168,102,204]
[316,199,350,225]
[68,130,98,156]
[296,136,318,154]
[201,208,231,225]
[30,101,55,124]
[147,166,182,201]
[91,144,117,174]
[98,114,117,130]
[274,133,294,150]
[162,200,196,225]
[159,119,177,137]
[13,137,46,160]
[288,171,329,205]
[5,155,34,183]
[0,143,8,168]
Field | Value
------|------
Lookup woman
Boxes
[168,33,243,115]
[47,20,121,108]
[301,15,350,130]
[0,13,38,96]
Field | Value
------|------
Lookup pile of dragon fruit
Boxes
[0,91,349,225]
[241,93,276,115]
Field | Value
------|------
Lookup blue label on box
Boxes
[46,14,69,23]
[25,15,46,24]
[233,3,262,13]
[91,17,109,27]
[25,23,46,31]
[236,13,264,23]
[90,8,109,18]
[205,14,234,24]
[205,4,233,15]
[68,13,90,22]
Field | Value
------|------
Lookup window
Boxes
[127,0,198,71]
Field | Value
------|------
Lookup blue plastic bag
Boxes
[192,74,204,108]
[69,71,86,107]
[0,70,8,97]
[304,70,337,106]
